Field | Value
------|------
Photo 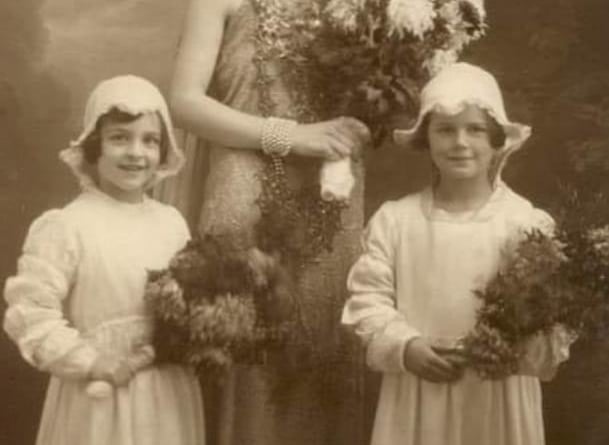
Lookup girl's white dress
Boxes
[343,183,571,445]
[4,189,204,445]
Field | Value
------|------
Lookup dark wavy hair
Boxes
[81,107,169,164]
[409,108,506,151]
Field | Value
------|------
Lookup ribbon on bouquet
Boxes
[320,158,355,202]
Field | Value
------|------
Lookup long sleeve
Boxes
[167,205,191,247]
[342,202,420,374]
[519,326,575,381]
[3,210,99,379]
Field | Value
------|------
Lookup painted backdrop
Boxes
[1,1,608,444]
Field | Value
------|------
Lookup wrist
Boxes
[84,348,102,380]
[402,335,422,370]
[261,117,297,157]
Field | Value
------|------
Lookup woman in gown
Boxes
[156,0,372,444]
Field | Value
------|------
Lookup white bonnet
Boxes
[59,75,184,190]
[393,62,531,154]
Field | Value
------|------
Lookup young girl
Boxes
[3,75,204,445]
[342,63,572,445]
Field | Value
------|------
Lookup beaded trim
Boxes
[261,117,297,157]
[249,0,364,411]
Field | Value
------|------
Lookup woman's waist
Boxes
[206,147,322,190]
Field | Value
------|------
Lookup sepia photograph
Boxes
[1,1,608,444]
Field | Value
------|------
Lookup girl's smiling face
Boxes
[427,104,497,184]
[96,112,162,202]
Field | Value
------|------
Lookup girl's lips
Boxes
[118,165,146,171]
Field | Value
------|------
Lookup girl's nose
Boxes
[455,129,469,148]
[126,139,145,156]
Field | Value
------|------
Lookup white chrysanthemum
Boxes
[387,0,436,40]
[455,30,476,50]
[438,1,462,29]
[423,49,458,76]
[325,0,367,32]
[588,226,609,261]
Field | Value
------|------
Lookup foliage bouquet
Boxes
[459,229,570,378]
[458,194,609,379]
[557,192,609,340]
[145,236,295,379]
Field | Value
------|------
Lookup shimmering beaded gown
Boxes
[157,1,367,444]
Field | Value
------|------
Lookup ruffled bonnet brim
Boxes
[59,75,184,191]
[392,63,532,182]
[393,102,531,153]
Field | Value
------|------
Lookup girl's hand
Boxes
[403,337,465,383]
[89,352,133,387]
[291,117,370,161]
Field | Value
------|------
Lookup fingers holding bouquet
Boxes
[404,337,466,383]
[291,116,370,161]
[401,330,568,383]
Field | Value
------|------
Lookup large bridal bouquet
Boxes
[264,0,487,142]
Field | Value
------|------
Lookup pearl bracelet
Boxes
[261,117,297,157]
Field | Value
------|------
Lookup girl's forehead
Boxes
[429,104,488,123]
[102,112,161,132]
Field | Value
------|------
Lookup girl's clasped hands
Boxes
[404,337,468,383]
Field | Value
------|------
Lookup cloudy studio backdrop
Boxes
[1,1,608,444]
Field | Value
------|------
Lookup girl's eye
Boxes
[468,125,488,134]
[109,133,129,142]
[143,135,161,147]
[434,126,454,135]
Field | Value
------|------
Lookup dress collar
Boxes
[420,181,509,223]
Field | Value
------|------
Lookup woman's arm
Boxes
[170,0,259,148]
[170,0,370,160]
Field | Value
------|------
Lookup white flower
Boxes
[423,49,458,76]
[320,158,355,202]
[387,0,436,40]
[438,1,486,46]
[443,30,472,55]
[325,0,367,33]
[588,226,609,261]
[438,1,462,29]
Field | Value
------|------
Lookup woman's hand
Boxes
[403,337,466,383]
[89,352,133,387]
[291,117,370,161]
